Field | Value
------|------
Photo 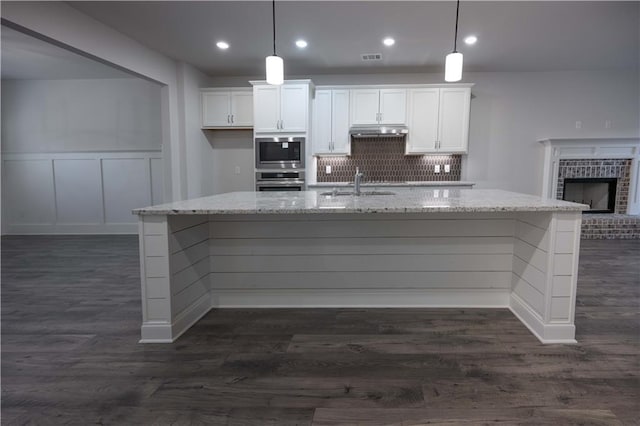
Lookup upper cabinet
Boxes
[312,89,350,156]
[350,88,406,125]
[252,80,312,133]
[201,88,253,129]
[405,87,471,155]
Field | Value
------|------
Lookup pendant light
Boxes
[445,0,463,82]
[266,0,284,85]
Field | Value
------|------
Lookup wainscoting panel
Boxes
[53,159,103,224]
[2,151,162,234]
[102,158,152,224]
[3,159,56,225]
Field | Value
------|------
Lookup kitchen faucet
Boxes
[354,167,364,195]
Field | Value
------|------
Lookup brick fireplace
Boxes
[557,159,631,214]
[540,138,639,239]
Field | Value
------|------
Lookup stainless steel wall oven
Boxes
[255,171,305,191]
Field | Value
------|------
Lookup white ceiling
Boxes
[1,26,135,80]
[66,1,640,77]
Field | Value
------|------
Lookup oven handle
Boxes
[256,180,306,187]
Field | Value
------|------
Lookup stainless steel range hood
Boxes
[349,125,409,138]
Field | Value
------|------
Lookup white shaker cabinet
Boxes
[312,89,350,155]
[252,80,312,133]
[438,88,471,153]
[405,87,471,154]
[201,88,253,128]
[350,88,407,126]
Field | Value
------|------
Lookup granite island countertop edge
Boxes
[133,189,588,216]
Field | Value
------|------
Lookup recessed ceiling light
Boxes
[216,41,229,50]
[295,39,308,48]
[464,35,477,45]
[383,37,395,47]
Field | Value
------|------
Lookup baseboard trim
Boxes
[139,293,212,343]
[170,293,214,341]
[509,294,577,344]
[211,289,511,308]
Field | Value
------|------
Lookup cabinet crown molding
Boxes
[315,83,474,91]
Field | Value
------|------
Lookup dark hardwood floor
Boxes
[1,236,638,425]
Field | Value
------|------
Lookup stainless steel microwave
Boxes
[255,137,305,170]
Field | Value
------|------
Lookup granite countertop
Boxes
[308,181,475,188]
[133,188,588,215]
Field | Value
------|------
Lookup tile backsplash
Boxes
[316,137,462,182]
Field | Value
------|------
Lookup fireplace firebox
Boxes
[562,178,617,213]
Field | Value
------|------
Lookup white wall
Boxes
[176,62,217,198]
[1,78,162,153]
[209,70,639,196]
[205,130,255,194]
[1,1,185,202]
[1,77,164,234]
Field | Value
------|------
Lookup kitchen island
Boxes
[134,189,587,344]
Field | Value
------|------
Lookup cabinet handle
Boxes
[276,120,280,129]
[331,141,334,151]
[227,115,230,124]
[231,115,234,124]
[280,120,284,129]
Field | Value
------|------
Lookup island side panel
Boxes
[139,214,211,343]
[510,211,582,343]
[166,215,212,340]
[138,215,172,342]
[208,212,515,307]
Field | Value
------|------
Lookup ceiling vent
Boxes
[361,53,382,62]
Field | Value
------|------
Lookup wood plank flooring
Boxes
[1,236,638,425]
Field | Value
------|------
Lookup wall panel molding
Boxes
[2,150,162,234]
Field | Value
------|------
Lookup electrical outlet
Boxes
[234,166,240,174]
[605,120,612,129]
[575,121,582,129]
[444,164,451,173]
[434,164,441,173]
[325,165,332,174]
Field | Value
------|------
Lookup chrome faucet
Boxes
[354,167,364,195]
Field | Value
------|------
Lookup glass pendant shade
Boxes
[266,55,284,85]
[445,52,463,82]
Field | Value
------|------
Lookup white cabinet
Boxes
[350,88,406,125]
[201,88,253,128]
[405,87,471,154]
[312,89,350,155]
[252,81,311,133]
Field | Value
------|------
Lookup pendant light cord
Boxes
[453,0,460,52]
[272,0,277,56]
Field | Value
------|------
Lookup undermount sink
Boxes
[320,190,396,196]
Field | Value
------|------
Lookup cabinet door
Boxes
[438,87,471,153]
[350,89,380,125]
[379,89,407,124]
[405,89,440,154]
[312,90,332,155]
[253,85,280,133]
[280,84,308,132]
[230,91,253,127]
[331,90,351,155]
[202,92,231,127]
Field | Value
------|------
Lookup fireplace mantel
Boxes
[539,138,639,215]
